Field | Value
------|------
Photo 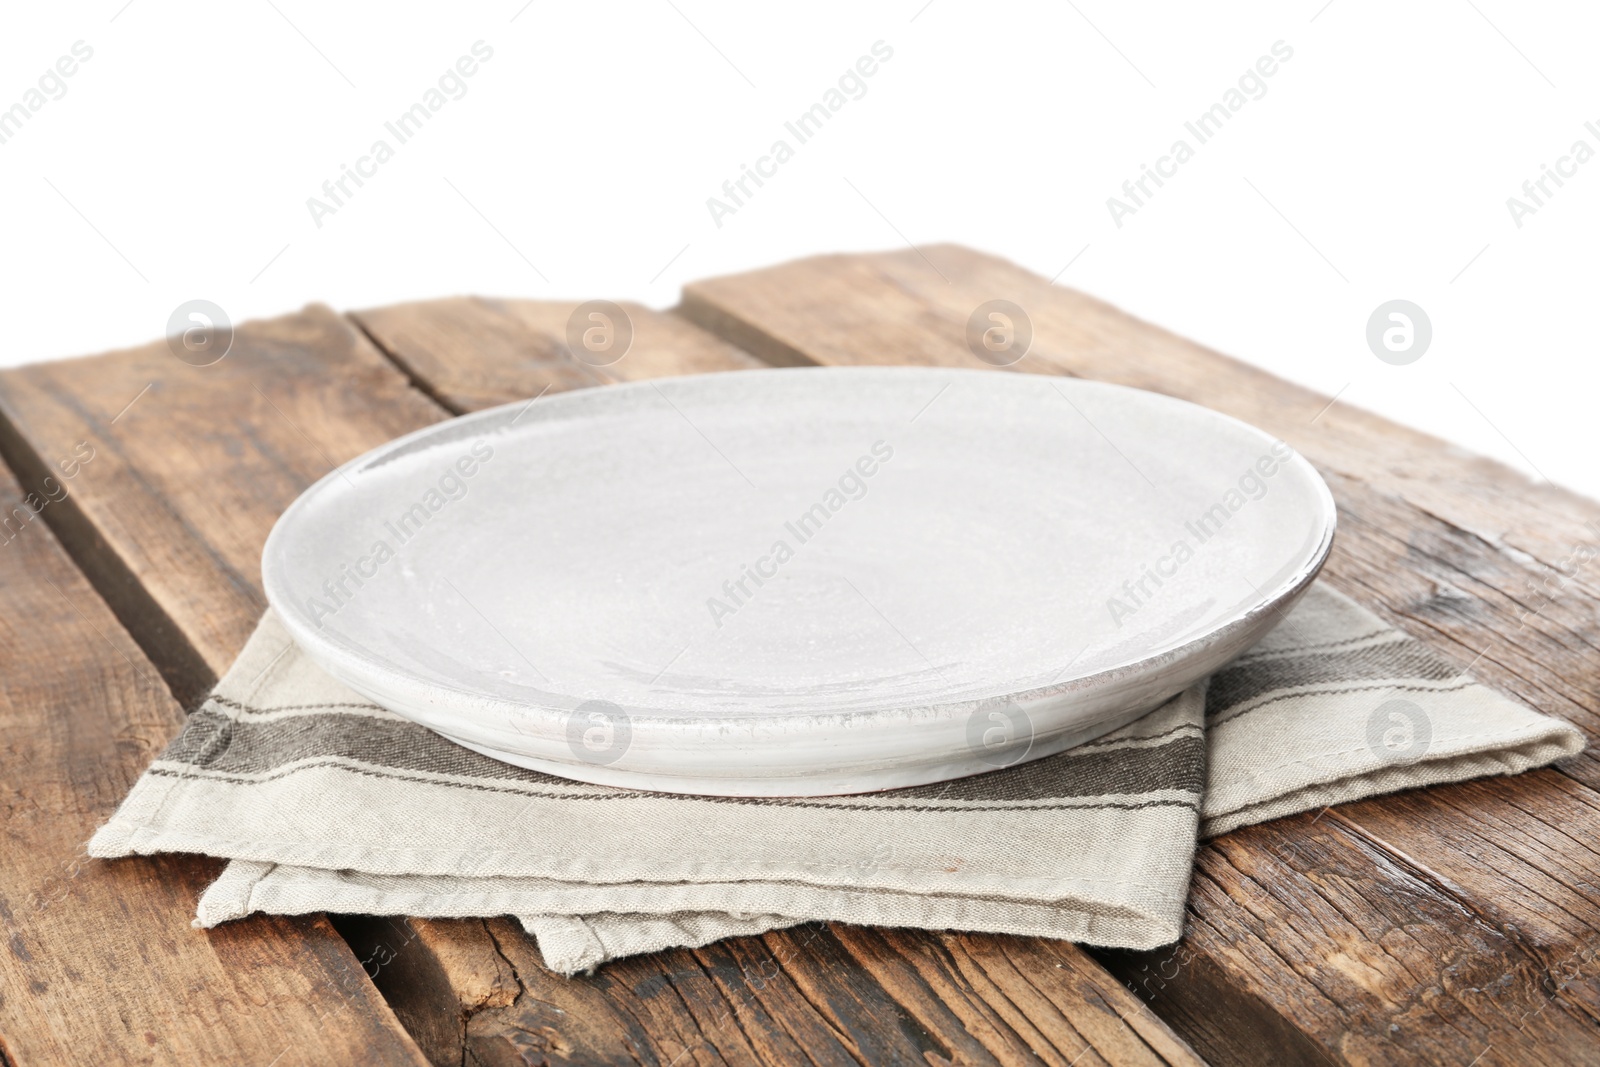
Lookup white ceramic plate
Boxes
[263,367,1335,795]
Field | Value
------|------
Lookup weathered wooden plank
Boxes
[825,927,1204,1066]
[351,296,765,414]
[350,298,1206,1067]
[0,305,449,708]
[425,918,1201,1067]
[332,917,527,1067]
[0,300,1203,1066]
[0,458,427,1064]
[679,245,1600,1065]
[680,247,1600,644]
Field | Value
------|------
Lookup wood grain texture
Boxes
[347,918,1204,1067]
[354,298,1206,1067]
[0,305,447,707]
[0,297,1202,1066]
[679,245,1600,1065]
[0,462,427,1065]
[333,917,520,1067]
[351,296,765,414]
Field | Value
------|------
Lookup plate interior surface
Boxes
[263,367,1334,792]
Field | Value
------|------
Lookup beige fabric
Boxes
[91,583,1583,974]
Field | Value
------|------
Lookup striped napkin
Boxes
[90,583,1583,974]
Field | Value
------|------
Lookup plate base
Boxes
[444,700,1164,797]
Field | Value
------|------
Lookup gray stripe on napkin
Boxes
[90,582,1585,975]
[1206,638,1459,712]
[154,704,1206,807]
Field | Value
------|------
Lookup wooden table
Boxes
[3,246,1597,1067]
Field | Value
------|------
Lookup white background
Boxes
[2,1,1595,499]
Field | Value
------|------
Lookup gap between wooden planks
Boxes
[0,453,429,1062]
[376,248,1600,1064]
[6,244,1593,1067]
[2,245,1596,1064]
[679,246,1600,1066]
[0,287,1203,1067]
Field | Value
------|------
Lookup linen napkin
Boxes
[89,583,1584,974]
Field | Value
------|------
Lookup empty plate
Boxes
[262,366,1335,795]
